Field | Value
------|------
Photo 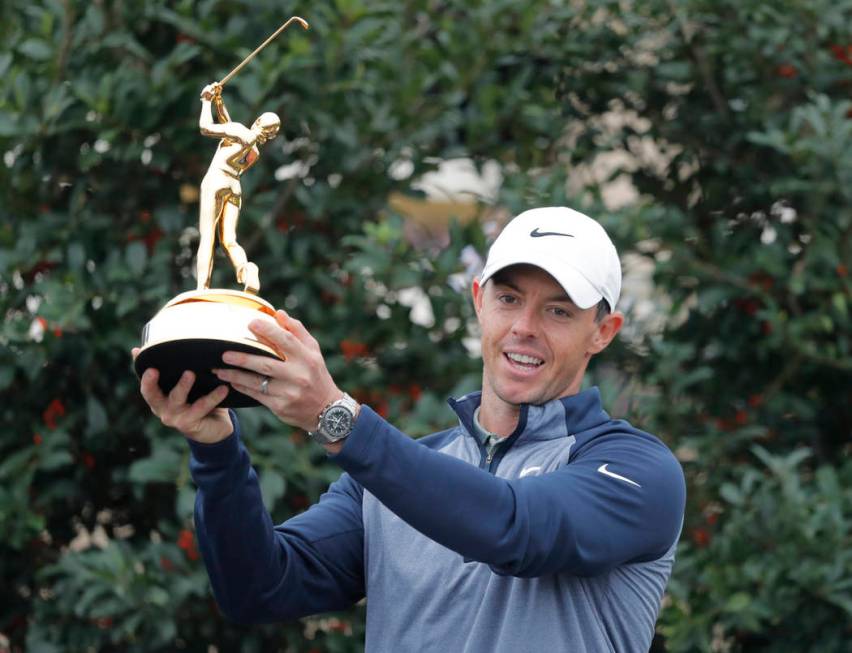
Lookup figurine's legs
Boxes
[196,184,227,290]
[219,195,260,294]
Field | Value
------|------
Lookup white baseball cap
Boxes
[479,207,621,311]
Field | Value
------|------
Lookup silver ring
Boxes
[260,376,270,395]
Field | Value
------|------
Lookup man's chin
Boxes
[494,386,547,408]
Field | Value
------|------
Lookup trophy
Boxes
[134,16,309,408]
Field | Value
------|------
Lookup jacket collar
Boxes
[447,387,610,442]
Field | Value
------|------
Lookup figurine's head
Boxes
[253,112,281,143]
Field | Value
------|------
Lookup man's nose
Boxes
[511,306,539,338]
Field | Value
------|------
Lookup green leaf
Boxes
[67,242,86,270]
[259,469,286,512]
[86,396,108,435]
[724,592,752,613]
[18,38,53,61]
[0,112,22,136]
[176,484,196,519]
[125,242,147,275]
[127,446,181,484]
[0,366,14,392]
[719,482,743,505]
[146,586,170,607]
[40,450,73,471]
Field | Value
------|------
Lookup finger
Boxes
[140,368,167,413]
[247,318,297,358]
[168,370,195,407]
[228,379,276,412]
[274,309,290,329]
[184,384,230,423]
[212,366,276,392]
[221,349,288,377]
[131,347,140,361]
[275,310,319,350]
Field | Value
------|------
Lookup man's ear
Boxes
[471,278,484,318]
[589,311,624,355]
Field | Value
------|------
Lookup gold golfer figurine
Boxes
[135,16,309,409]
[194,14,308,294]
[196,82,280,294]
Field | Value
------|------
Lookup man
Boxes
[135,207,685,652]
[195,82,281,294]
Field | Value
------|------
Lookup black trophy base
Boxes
[134,338,278,408]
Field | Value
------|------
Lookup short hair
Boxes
[256,112,280,129]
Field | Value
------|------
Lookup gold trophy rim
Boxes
[135,289,282,408]
[163,288,277,313]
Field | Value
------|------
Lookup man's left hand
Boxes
[212,310,342,433]
[200,82,222,101]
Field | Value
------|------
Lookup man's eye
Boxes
[498,294,518,304]
[550,306,571,318]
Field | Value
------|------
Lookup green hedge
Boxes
[1,1,849,651]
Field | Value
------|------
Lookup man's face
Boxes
[252,117,280,143]
[255,126,279,144]
[473,264,621,409]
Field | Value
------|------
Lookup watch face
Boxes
[322,406,354,438]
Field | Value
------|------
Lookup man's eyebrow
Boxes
[491,278,521,292]
[543,291,577,306]
[548,293,575,305]
[491,278,577,306]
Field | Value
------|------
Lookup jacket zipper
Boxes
[482,442,506,473]
[478,446,490,470]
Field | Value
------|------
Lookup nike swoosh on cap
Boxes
[597,463,641,487]
[530,227,574,238]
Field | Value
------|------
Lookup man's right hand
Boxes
[133,348,233,444]
[200,82,222,102]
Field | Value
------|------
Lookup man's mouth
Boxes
[504,352,544,369]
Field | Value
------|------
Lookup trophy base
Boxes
[135,289,282,408]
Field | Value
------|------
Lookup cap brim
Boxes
[479,256,602,310]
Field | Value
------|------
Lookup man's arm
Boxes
[198,83,220,137]
[133,350,365,623]
[213,93,231,123]
[332,406,684,577]
[198,83,253,142]
[190,414,365,623]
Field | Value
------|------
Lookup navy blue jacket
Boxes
[189,388,686,652]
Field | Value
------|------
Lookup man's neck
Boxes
[477,390,522,439]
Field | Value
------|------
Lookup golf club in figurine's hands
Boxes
[134,16,309,408]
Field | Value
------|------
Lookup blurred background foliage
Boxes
[1,0,850,651]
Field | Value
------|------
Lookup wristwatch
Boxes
[308,393,360,445]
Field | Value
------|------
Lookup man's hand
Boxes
[200,82,222,101]
[133,348,233,444]
[211,310,342,434]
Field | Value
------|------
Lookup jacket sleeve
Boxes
[334,406,685,578]
[189,414,365,623]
